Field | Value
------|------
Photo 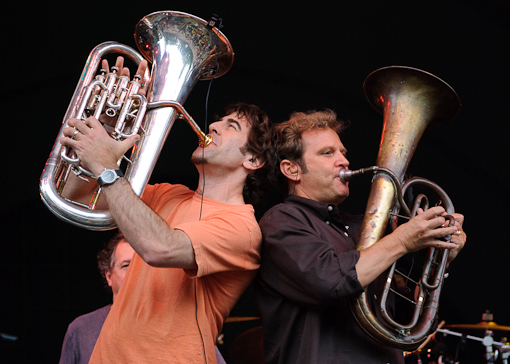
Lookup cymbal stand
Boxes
[438,328,510,364]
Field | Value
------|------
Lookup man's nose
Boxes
[208,122,219,134]
[337,154,349,167]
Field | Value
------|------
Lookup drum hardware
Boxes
[444,322,510,332]
[437,328,510,364]
[404,321,455,364]
[445,310,510,332]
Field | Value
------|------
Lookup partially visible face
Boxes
[191,112,252,170]
[294,127,350,205]
[105,240,135,302]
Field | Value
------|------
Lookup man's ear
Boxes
[280,159,300,181]
[105,269,113,288]
[243,156,265,171]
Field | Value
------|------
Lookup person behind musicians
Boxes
[58,232,228,364]
[59,58,277,364]
[254,109,466,364]
[59,233,134,364]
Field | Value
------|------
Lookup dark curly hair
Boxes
[97,232,125,290]
[219,103,278,205]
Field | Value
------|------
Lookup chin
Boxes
[336,192,349,205]
[190,151,209,165]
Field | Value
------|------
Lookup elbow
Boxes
[138,247,197,269]
[139,250,167,267]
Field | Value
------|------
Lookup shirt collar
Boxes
[284,194,347,227]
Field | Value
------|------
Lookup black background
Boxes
[1,1,509,363]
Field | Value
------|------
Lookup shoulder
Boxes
[200,203,260,243]
[259,199,314,228]
[178,200,260,244]
[142,183,193,205]
[67,305,110,332]
[202,198,258,227]
[143,183,191,197]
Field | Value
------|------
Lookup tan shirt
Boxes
[89,184,262,364]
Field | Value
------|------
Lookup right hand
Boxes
[391,206,458,254]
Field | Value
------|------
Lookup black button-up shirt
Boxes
[255,194,404,364]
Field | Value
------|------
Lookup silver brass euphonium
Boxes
[343,66,461,350]
[40,11,234,230]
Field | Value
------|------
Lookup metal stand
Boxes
[437,328,510,364]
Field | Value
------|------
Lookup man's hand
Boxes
[60,56,149,175]
[98,56,149,127]
[61,116,139,177]
[446,212,466,266]
[392,206,459,254]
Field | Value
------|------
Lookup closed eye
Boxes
[319,148,333,156]
[227,118,242,131]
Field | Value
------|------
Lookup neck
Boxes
[195,165,247,205]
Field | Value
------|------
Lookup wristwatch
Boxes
[97,169,124,187]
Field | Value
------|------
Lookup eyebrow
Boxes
[227,118,242,131]
[114,258,131,265]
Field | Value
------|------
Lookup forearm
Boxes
[102,178,197,269]
[355,235,406,287]
[356,207,460,287]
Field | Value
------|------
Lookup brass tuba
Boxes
[342,66,461,350]
[39,11,234,230]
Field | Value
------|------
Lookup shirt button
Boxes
[328,206,333,211]
[326,221,330,225]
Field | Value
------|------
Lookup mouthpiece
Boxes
[339,169,354,182]
[198,134,213,147]
[339,167,378,182]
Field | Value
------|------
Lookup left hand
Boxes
[446,212,465,266]
[98,56,149,127]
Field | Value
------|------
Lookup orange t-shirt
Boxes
[89,184,261,364]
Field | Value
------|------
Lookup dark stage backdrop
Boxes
[1,1,509,363]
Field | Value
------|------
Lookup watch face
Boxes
[98,169,122,186]
[102,170,116,183]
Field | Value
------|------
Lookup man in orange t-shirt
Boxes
[60,56,277,364]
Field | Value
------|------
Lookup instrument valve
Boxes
[106,108,117,117]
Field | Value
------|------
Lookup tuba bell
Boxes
[39,11,234,230]
[343,66,461,350]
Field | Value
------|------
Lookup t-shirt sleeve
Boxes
[176,210,261,278]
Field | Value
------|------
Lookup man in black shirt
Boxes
[255,109,466,364]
